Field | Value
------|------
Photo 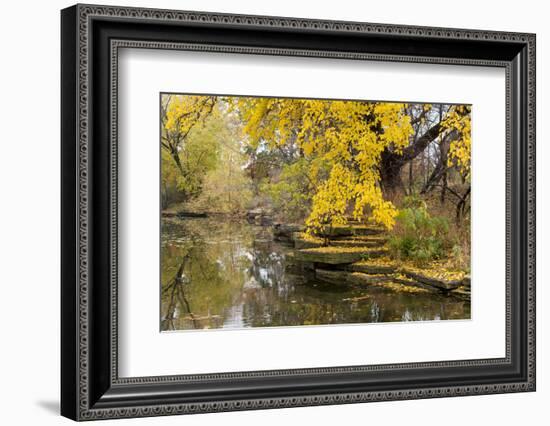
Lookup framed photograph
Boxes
[61,4,536,421]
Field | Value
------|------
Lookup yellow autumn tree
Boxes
[161,95,217,175]
[442,105,472,179]
[234,98,413,232]
[161,95,220,202]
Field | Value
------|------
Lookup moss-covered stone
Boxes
[332,234,387,242]
[344,257,397,274]
[315,269,392,286]
[399,267,463,291]
[273,223,305,241]
[295,246,388,265]
[319,224,385,237]
[285,251,316,276]
[450,285,471,300]
[315,270,431,294]
[292,232,324,249]
[329,236,387,248]
[392,273,441,292]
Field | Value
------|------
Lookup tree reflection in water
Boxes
[160,218,470,331]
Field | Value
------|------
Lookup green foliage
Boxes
[360,252,371,261]
[185,113,253,214]
[259,158,317,222]
[161,113,221,208]
[161,150,183,209]
[188,150,253,214]
[401,194,427,210]
[389,204,450,265]
[243,140,298,192]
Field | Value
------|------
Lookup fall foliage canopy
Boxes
[161,94,471,234]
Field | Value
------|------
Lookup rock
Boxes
[319,224,385,237]
[450,286,471,300]
[292,232,324,249]
[273,222,384,242]
[252,238,272,250]
[284,252,315,276]
[331,236,387,248]
[273,223,305,242]
[315,269,447,294]
[259,215,273,226]
[399,268,463,291]
[247,207,271,217]
[392,275,442,292]
[344,261,396,275]
[294,263,317,280]
[246,208,273,226]
[449,280,472,300]
[295,247,388,265]
[462,275,471,289]
[315,269,347,285]
[247,207,264,215]
[315,269,392,286]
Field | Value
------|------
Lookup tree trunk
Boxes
[379,118,444,196]
[456,186,471,224]
[408,160,414,195]
[440,169,448,204]
[379,151,405,196]
[421,156,446,194]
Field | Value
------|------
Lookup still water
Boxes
[161,218,469,331]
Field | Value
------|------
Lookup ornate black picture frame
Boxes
[61,4,536,421]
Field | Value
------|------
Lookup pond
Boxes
[161,217,469,331]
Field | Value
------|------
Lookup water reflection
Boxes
[160,218,469,331]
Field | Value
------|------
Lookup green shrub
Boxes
[389,205,450,265]
[259,159,315,222]
[401,194,427,210]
